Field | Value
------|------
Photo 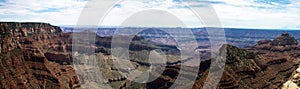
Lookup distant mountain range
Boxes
[61,27,300,48]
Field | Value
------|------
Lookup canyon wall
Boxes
[0,22,78,89]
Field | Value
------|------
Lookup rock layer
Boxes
[192,33,300,89]
[0,22,78,89]
[271,32,298,46]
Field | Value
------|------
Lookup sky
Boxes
[0,0,299,29]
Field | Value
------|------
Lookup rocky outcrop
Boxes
[245,33,300,88]
[282,67,300,89]
[192,33,300,88]
[271,32,298,46]
[0,22,78,89]
[191,43,298,89]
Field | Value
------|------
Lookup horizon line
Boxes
[1,21,299,30]
[61,25,300,30]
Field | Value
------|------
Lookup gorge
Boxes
[0,22,299,89]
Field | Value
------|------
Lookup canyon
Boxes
[0,22,299,89]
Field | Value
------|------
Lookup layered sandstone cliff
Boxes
[192,33,300,89]
[0,22,79,89]
[0,22,182,89]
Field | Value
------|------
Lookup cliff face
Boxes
[1,22,61,37]
[0,22,78,89]
[219,44,297,88]
[271,32,298,46]
[249,33,300,88]
[148,39,298,89]
[0,22,181,89]
[192,33,299,89]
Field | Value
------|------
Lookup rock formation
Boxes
[0,22,79,89]
[192,33,300,89]
[148,33,300,89]
[0,22,182,89]
[282,67,300,89]
[271,32,298,46]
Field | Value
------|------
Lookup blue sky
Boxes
[0,0,299,29]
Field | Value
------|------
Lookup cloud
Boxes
[0,0,88,25]
[100,0,203,27]
[0,0,299,29]
[209,0,300,29]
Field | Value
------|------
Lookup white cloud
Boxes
[211,0,300,29]
[0,0,88,25]
[0,0,299,29]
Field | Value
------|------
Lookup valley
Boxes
[0,22,300,89]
